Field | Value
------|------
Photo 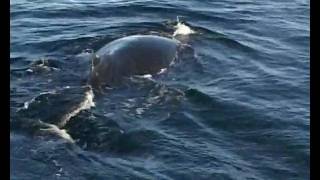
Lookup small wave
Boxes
[177,23,260,55]
[30,58,61,72]
[24,36,97,54]
[185,88,215,107]
[20,91,57,110]
[63,110,158,154]
[11,58,63,76]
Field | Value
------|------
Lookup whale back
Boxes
[89,35,180,88]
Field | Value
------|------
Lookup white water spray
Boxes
[173,16,195,36]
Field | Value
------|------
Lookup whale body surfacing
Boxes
[89,35,181,89]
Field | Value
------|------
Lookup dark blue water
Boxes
[10,0,310,179]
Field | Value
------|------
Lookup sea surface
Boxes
[10,0,310,179]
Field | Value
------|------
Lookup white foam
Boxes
[23,101,32,109]
[133,74,153,80]
[142,74,152,78]
[40,90,57,95]
[58,88,95,127]
[136,108,145,115]
[157,68,167,74]
[39,121,74,143]
[173,22,195,36]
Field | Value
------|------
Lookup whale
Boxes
[88,35,182,89]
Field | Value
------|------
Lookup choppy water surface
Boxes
[10,0,309,179]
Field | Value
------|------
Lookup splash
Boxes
[173,17,195,36]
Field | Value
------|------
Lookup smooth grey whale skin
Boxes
[89,35,180,88]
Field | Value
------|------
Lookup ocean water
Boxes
[10,0,310,179]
